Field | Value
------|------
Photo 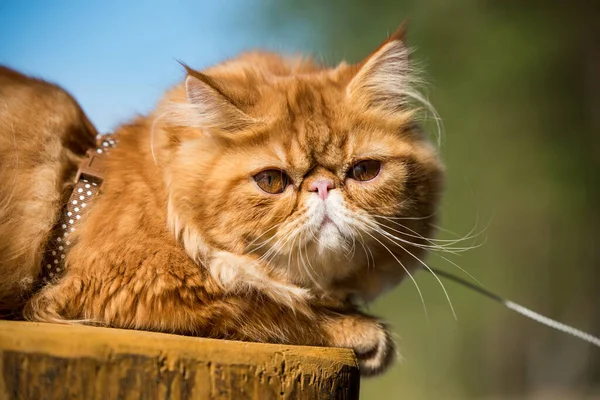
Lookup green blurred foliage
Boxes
[262,1,600,398]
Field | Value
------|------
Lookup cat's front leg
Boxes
[208,250,311,308]
[26,272,394,375]
[207,251,395,375]
[195,294,395,376]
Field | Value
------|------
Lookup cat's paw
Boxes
[353,324,395,377]
[325,315,396,376]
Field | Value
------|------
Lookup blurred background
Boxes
[1,1,598,398]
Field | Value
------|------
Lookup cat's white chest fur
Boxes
[208,251,311,308]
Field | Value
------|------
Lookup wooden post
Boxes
[0,321,359,399]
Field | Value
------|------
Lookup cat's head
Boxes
[156,24,443,301]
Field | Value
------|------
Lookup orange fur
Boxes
[0,67,96,316]
[0,26,443,376]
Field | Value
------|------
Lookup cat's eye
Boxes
[348,160,381,181]
[253,169,290,194]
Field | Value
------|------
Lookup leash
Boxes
[39,135,117,284]
[428,266,600,348]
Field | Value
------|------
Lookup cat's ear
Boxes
[346,22,414,114]
[181,65,255,133]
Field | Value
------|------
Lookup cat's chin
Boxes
[315,221,346,254]
[281,233,361,293]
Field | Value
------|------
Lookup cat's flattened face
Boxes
[164,27,443,299]
[171,79,442,291]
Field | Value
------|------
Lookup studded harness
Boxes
[39,135,117,284]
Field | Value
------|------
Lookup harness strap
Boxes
[39,134,117,284]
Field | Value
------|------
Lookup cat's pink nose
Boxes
[309,179,334,200]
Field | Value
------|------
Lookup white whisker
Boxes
[244,222,284,254]
[373,220,481,254]
[360,228,429,321]
[369,223,456,320]
[300,230,323,289]
[375,214,483,245]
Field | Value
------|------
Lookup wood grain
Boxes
[0,321,359,399]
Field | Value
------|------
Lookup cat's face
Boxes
[162,28,443,301]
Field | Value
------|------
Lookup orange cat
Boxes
[0,25,443,376]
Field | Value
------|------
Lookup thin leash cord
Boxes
[427,267,600,348]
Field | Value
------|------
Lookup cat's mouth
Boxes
[291,192,354,256]
[319,215,333,228]
[313,213,348,255]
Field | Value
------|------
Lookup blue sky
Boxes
[0,1,310,132]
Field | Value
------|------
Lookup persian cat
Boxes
[0,24,442,376]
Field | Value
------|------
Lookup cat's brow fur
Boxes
[0,25,443,376]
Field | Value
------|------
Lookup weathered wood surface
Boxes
[0,321,359,400]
